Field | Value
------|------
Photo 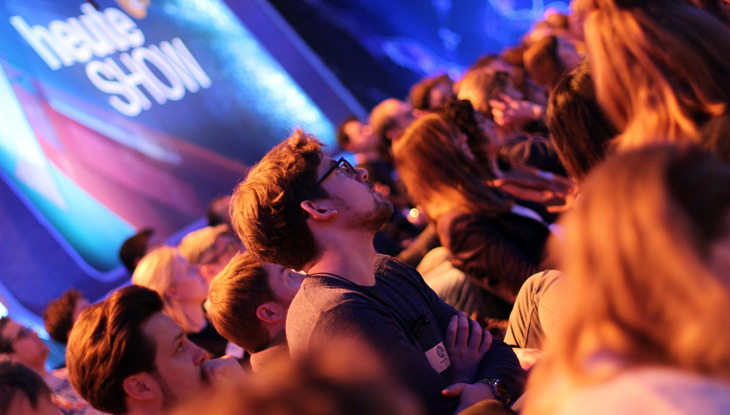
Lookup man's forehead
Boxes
[143,312,183,345]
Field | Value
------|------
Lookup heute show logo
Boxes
[9,2,211,117]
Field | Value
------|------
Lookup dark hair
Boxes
[119,228,155,273]
[207,252,276,353]
[0,359,52,414]
[439,99,496,179]
[43,289,82,344]
[67,285,163,415]
[230,129,328,270]
[207,195,230,227]
[336,116,360,148]
[393,113,513,219]
[547,63,617,180]
[700,113,730,163]
[408,74,452,111]
[0,317,13,354]
[523,36,566,89]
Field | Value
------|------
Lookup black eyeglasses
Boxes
[317,157,358,184]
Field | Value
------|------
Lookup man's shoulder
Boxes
[289,275,374,318]
[373,254,420,280]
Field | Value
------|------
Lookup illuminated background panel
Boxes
[0,0,339,321]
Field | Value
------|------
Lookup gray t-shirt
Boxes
[286,255,524,415]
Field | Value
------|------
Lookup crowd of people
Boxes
[3,0,730,414]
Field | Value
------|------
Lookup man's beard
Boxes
[149,367,206,410]
[150,368,178,410]
[353,195,394,233]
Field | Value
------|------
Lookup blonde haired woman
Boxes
[132,246,226,355]
[523,145,730,414]
[574,0,730,149]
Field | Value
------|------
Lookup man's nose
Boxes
[356,167,369,182]
[192,343,207,366]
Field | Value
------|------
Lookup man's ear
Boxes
[256,302,286,324]
[122,373,157,402]
[300,200,338,221]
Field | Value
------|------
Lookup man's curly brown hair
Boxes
[230,130,328,270]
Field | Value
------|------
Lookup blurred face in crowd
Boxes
[143,312,208,409]
[198,234,242,281]
[170,255,209,303]
[0,319,49,370]
[343,120,379,153]
[429,81,455,109]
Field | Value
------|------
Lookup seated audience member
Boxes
[230,130,525,415]
[574,0,730,148]
[524,145,730,414]
[43,289,90,368]
[118,228,162,273]
[0,359,60,415]
[409,74,455,113]
[546,62,616,181]
[133,246,228,357]
[369,98,416,149]
[67,285,245,415]
[43,289,89,346]
[172,339,429,415]
[206,195,232,228]
[178,224,241,282]
[502,68,616,355]
[206,252,303,372]
[523,35,580,91]
[440,99,571,210]
[457,68,567,176]
[0,317,105,415]
[394,112,552,317]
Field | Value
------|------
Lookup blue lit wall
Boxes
[0,0,338,319]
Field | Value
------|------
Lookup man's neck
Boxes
[307,231,377,286]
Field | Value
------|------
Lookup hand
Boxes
[444,312,493,383]
[489,94,544,127]
[201,355,246,386]
[442,382,496,414]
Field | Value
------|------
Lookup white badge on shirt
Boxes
[425,341,451,373]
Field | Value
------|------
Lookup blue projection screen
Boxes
[0,0,335,319]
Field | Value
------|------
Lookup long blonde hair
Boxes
[575,0,730,148]
[131,246,189,331]
[524,145,730,414]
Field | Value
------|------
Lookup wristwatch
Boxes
[477,377,511,405]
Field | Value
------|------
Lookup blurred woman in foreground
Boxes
[524,145,730,414]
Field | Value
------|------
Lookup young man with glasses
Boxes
[231,129,524,415]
